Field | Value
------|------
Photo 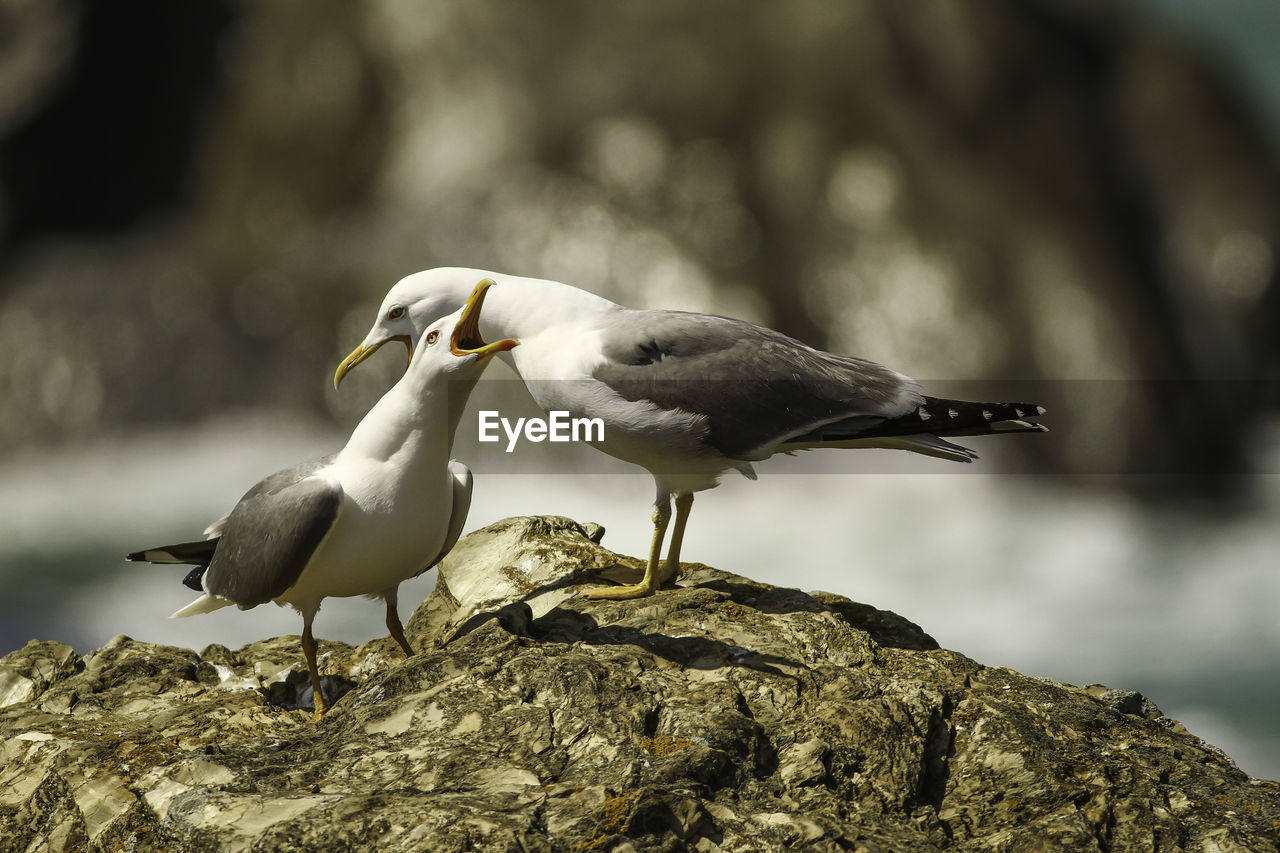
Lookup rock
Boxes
[1,515,1277,851]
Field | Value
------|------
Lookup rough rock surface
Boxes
[1,516,1277,852]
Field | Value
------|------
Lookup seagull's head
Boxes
[334,271,514,388]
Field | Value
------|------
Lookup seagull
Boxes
[334,267,1046,601]
[129,279,518,717]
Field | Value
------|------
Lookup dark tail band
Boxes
[126,538,218,567]
[127,539,218,593]
[895,397,1048,439]
[796,396,1047,444]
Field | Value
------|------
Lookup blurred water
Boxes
[0,411,1277,781]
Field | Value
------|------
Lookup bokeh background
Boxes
[1,1,1278,777]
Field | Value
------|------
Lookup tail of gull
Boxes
[782,397,1046,462]
[134,541,232,616]
[887,397,1046,439]
[126,538,218,567]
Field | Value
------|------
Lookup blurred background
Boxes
[1,0,1277,777]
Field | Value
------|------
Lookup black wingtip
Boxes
[182,565,208,592]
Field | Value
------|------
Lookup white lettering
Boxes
[478,411,500,442]
[502,417,525,453]
[573,416,604,442]
[481,410,605,451]
[549,410,569,441]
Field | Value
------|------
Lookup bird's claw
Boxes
[582,582,658,601]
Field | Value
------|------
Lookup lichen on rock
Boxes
[1,516,1277,851]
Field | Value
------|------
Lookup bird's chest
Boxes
[345,462,443,514]
[310,467,452,587]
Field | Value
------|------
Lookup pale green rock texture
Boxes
[1,516,1277,851]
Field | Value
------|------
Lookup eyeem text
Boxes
[478,410,605,452]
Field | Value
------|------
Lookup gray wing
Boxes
[202,455,335,538]
[417,460,473,575]
[591,310,921,458]
[202,455,343,608]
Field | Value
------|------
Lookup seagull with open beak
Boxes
[130,279,517,719]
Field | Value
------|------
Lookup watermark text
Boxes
[478,410,605,452]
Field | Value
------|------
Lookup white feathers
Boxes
[170,594,234,619]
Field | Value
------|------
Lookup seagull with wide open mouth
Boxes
[130,279,517,718]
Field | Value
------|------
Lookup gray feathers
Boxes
[128,455,343,608]
[203,469,343,608]
[593,310,919,459]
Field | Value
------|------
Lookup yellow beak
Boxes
[333,333,412,390]
[451,278,519,357]
[333,278,518,390]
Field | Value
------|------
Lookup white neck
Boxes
[469,271,620,373]
[339,356,474,468]
[427,270,616,345]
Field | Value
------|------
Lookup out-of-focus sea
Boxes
[1,408,1276,781]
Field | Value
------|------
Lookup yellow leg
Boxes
[584,497,671,600]
[658,492,694,586]
[385,596,414,657]
[301,620,328,721]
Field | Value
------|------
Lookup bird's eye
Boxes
[388,306,406,321]
[425,330,440,345]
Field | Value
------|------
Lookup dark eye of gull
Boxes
[388,306,406,320]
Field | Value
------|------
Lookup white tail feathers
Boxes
[170,594,234,619]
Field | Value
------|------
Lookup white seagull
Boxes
[334,268,1046,601]
[129,279,517,717]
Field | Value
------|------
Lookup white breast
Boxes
[272,462,453,611]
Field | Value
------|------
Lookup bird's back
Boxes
[555,308,921,468]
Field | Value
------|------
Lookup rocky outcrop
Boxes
[1,516,1277,851]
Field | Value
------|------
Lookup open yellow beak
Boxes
[333,278,518,390]
[451,278,519,358]
[333,333,412,390]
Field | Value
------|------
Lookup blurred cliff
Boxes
[1,0,1277,494]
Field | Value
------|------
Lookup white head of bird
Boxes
[334,267,618,382]
[338,269,506,371]
[128,278,520,720]
[337,277,520,463]
[337,276,518,385]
